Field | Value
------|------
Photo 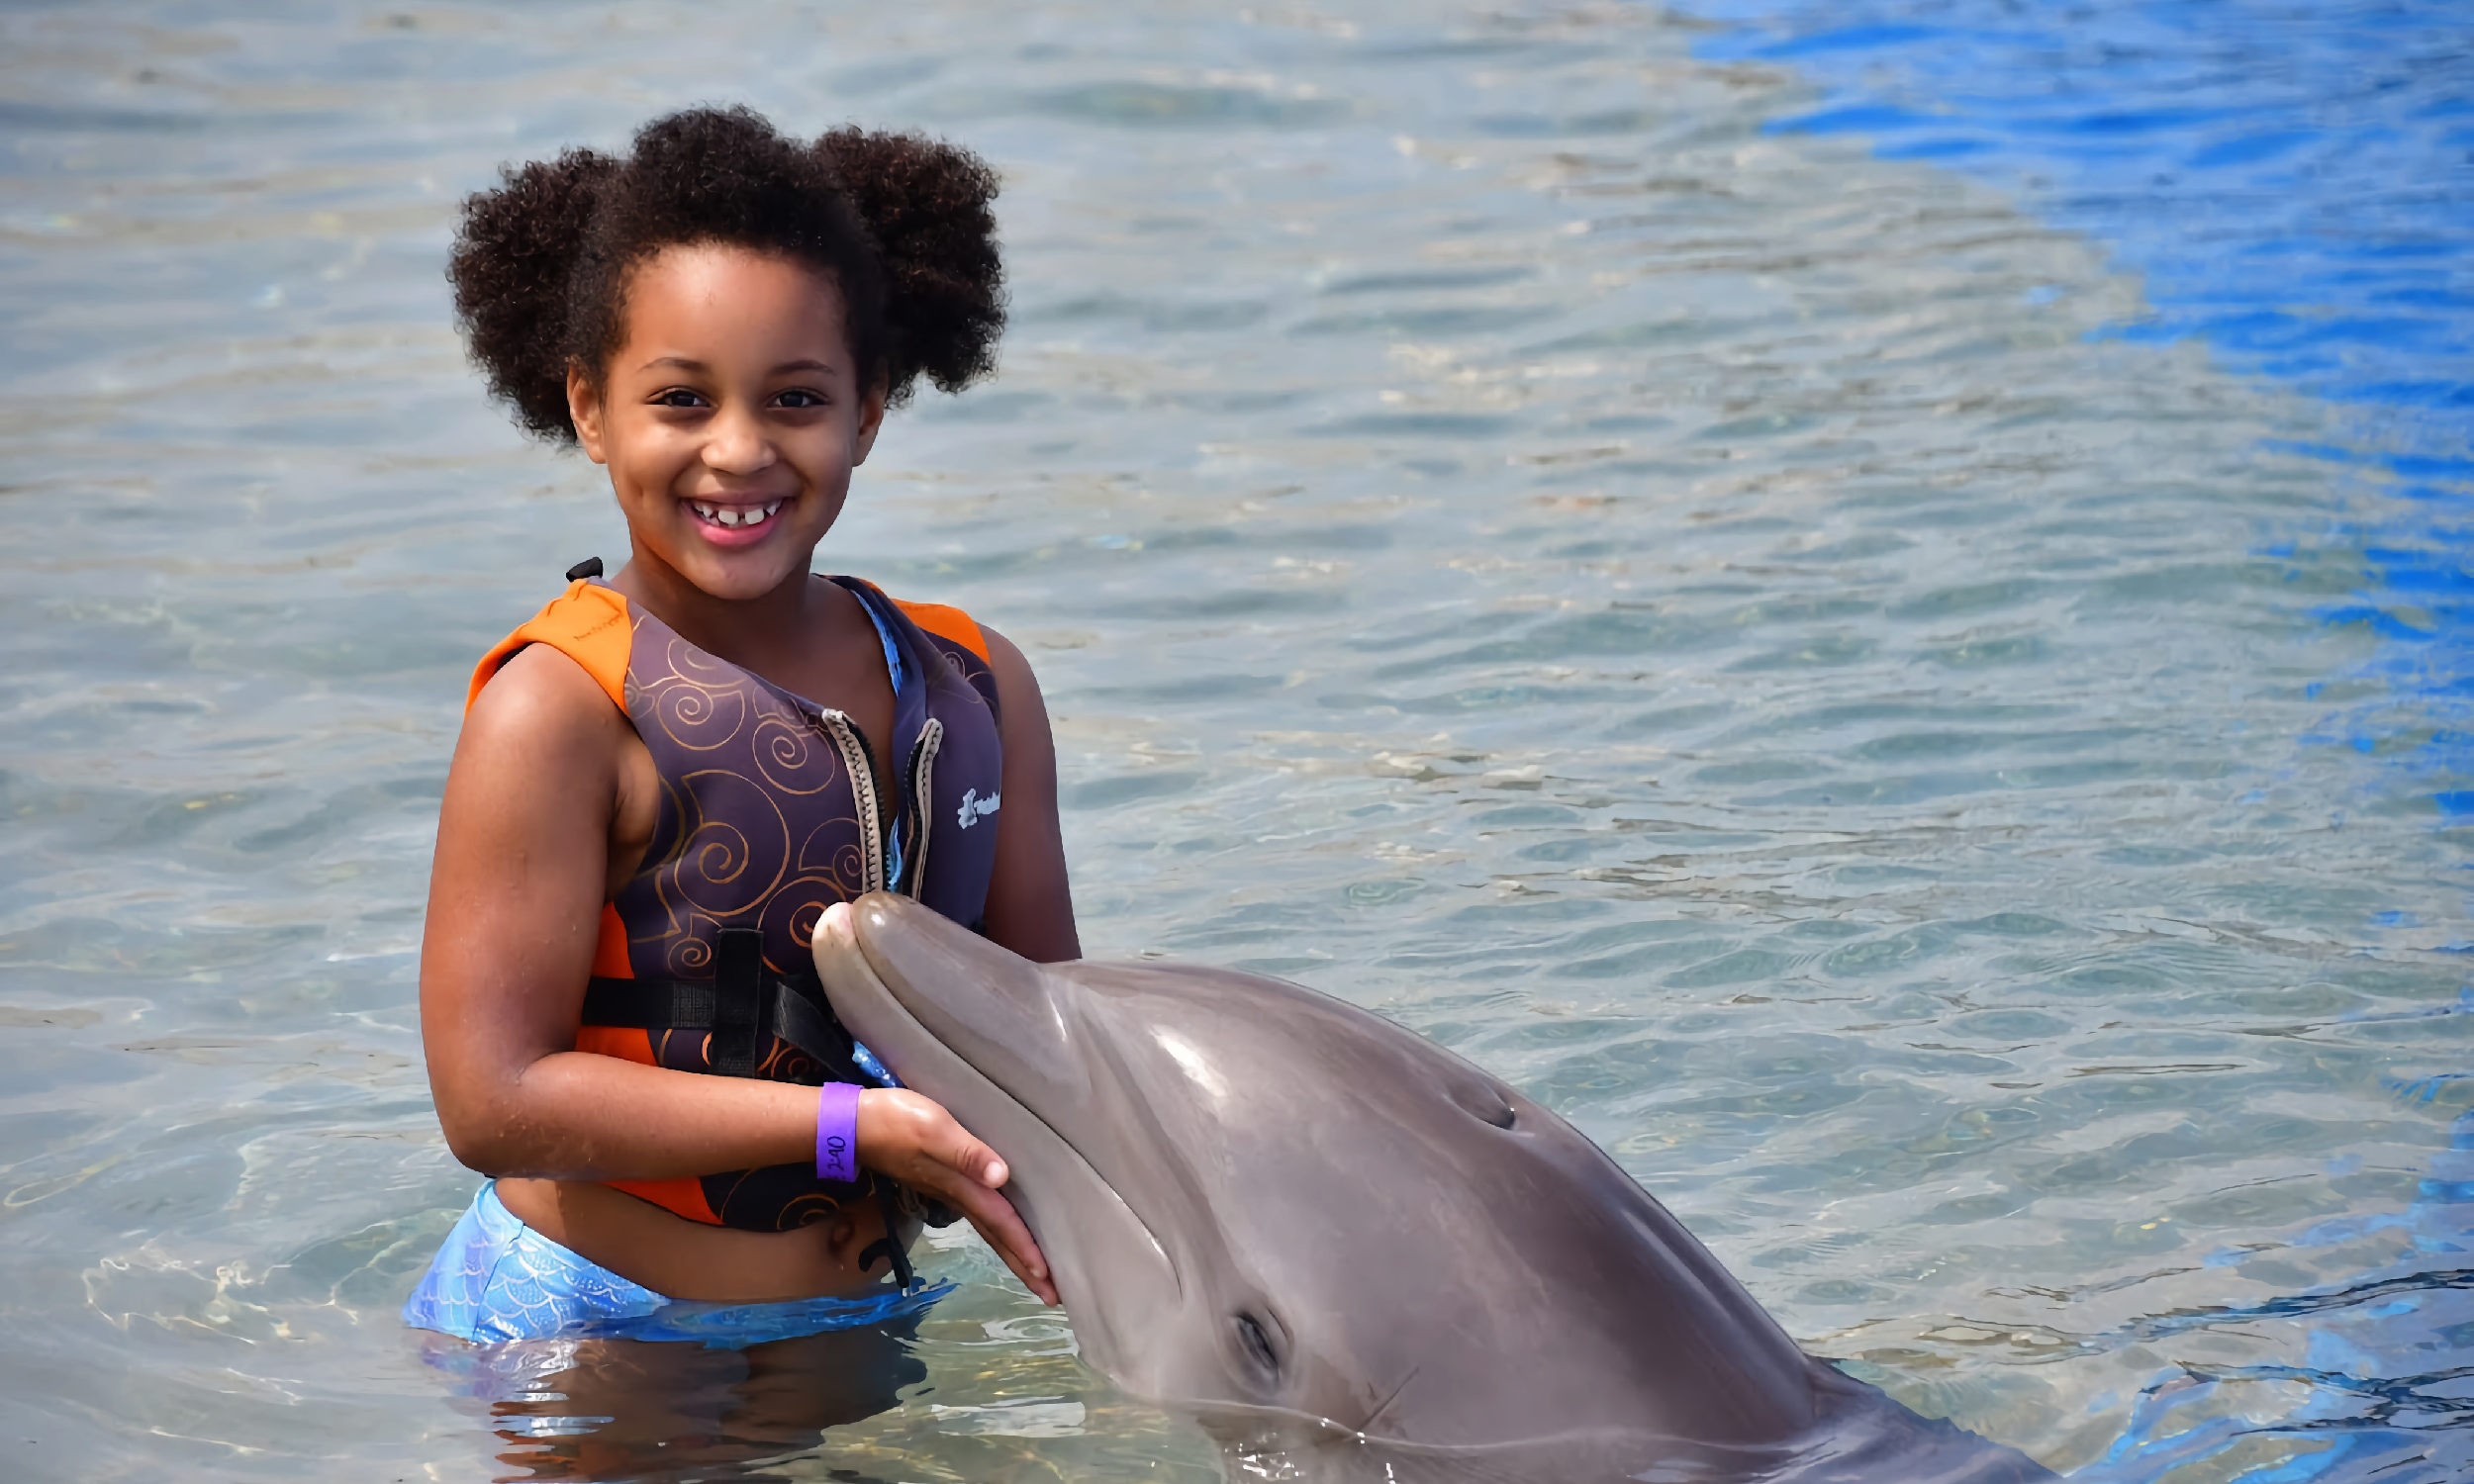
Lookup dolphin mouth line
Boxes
[1193,1398,1798,1461]
[840,921,1185,1302]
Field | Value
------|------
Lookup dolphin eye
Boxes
[1235,1314,1280,1373]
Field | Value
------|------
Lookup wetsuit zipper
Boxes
[815,709,887,893]
[904,718,944,899]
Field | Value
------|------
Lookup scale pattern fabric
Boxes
[402,1182,665,1344]
[402,1183,949,1347]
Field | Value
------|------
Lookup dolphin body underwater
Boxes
[815,894,2058,1483]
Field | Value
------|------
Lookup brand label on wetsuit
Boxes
[956,788,1001,828]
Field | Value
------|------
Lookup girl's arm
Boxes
[418,643,1055,1302]
[975,626,1082,963]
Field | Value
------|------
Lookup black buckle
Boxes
[859,1181,920,1291]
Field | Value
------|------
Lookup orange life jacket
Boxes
[466,571,1005,1231]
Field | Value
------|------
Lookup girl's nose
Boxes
[703,402,776,476]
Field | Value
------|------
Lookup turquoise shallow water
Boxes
[1,2,2467,1480]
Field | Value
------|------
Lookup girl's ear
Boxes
[566,361,610,464]
[850,376,889,467]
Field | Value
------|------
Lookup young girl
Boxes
[404,106,1068,1346]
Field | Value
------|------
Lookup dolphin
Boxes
[815,893,2057,1483]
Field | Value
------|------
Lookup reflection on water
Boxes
[2071,1101,2474,1482]
[0,0,2465,1480]
[428,1323,925,1481]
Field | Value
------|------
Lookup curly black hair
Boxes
[448,106,1004,443]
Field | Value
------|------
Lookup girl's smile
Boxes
[685,498,787,540]
[567,244,885,603]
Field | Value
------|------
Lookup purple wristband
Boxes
[816,1082,862,1184]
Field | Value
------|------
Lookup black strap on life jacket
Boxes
[581,926,856,1081]
[581,925,962,1241]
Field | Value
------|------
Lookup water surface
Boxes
[1,2,2465,1479]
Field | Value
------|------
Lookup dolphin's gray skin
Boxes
[816,894,2056,1483]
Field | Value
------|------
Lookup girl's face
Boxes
[568,244,885,603]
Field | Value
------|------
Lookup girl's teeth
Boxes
[690,501,784,529]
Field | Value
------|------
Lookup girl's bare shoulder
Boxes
[974,623,1045,709]
[458,642,631,772]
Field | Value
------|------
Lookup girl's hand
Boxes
[856,1086,1059,1305]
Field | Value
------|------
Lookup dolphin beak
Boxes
[813,893,1189,1376]
[833,893,1080,1106]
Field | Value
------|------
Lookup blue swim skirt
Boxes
[402,1182,947,1348]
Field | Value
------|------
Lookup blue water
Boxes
[1685,0,2474,810]
[1679,1,2474,1475]
[1689,1,2471,414]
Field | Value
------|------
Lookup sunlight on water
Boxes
[0,1,2465,1479]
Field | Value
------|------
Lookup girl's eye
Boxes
[776,388,828,410]
[653,388,708,409]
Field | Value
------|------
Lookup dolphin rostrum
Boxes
[816,893,2057,1483]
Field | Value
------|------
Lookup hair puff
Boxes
[447,106,1005,443]
[449,148,619,441]
[819,127,1005,401]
